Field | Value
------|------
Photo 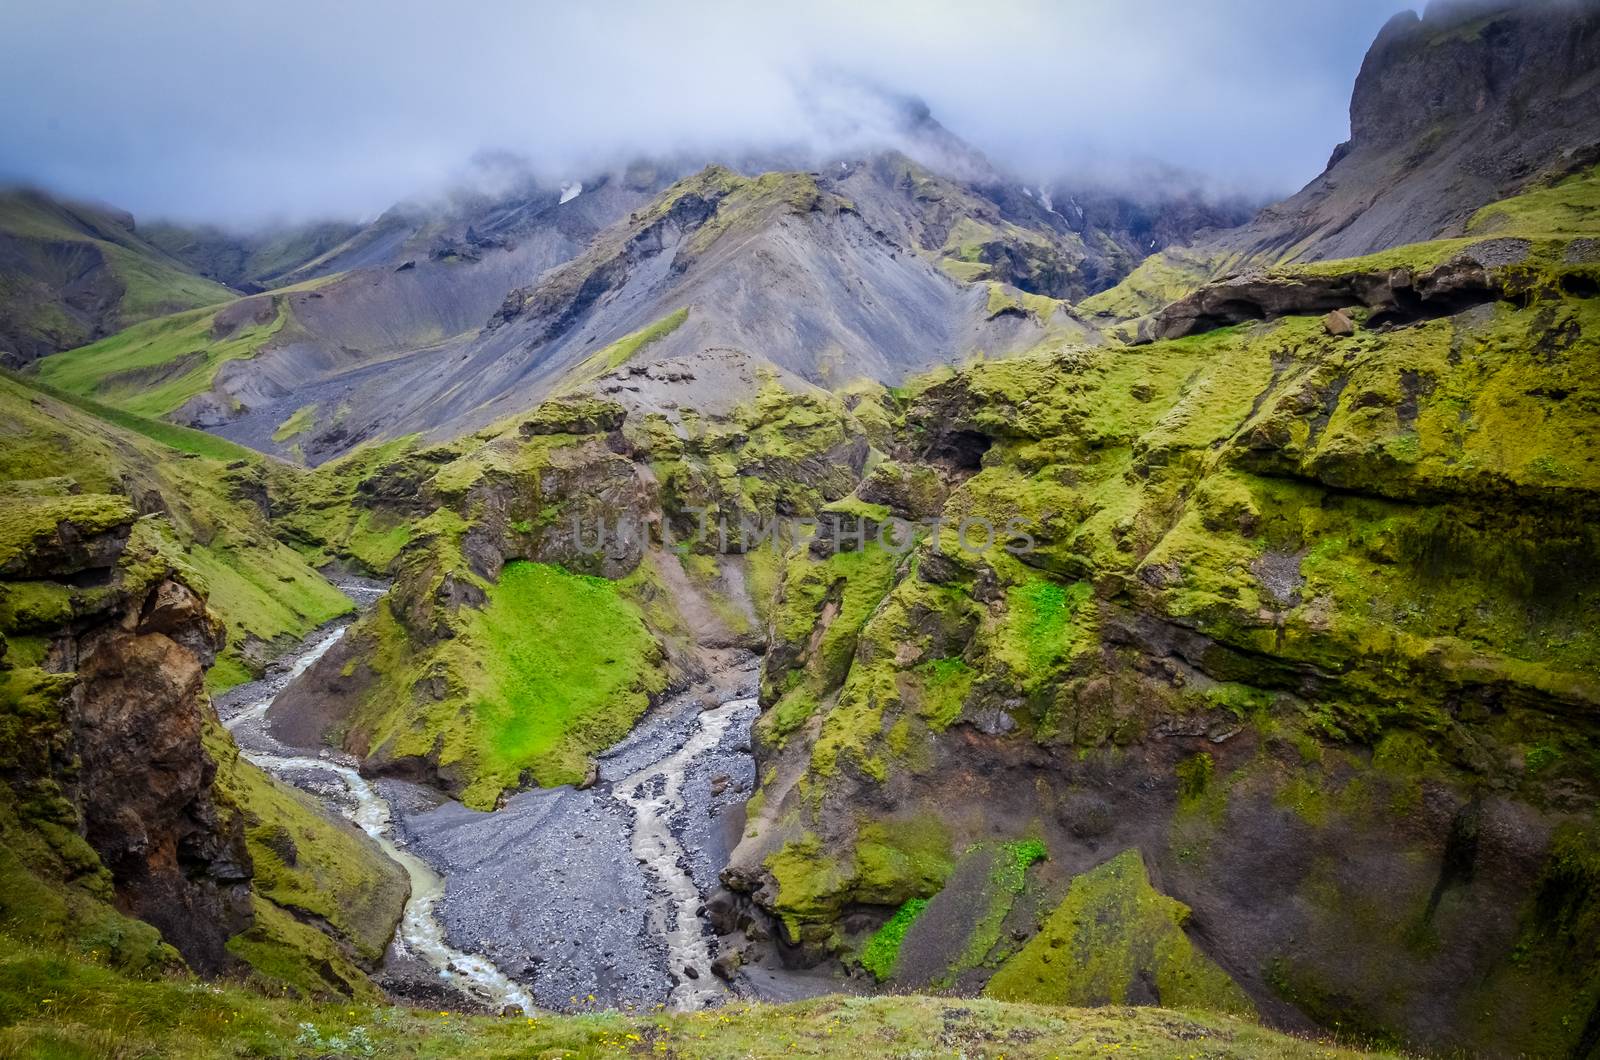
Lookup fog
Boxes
[0,0,1410,227]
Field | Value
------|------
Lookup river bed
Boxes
[217,594,759,1014]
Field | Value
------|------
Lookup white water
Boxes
[610,697,751,1010]
[223,626,535,1013]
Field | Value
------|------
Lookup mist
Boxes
[0,0,1410,228]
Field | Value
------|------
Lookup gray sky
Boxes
[0,0,1410,226]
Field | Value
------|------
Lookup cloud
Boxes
[0,0,1410,226]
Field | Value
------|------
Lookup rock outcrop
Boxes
[1140,254,1509,341]
[0,496,250,972]
[1215,0,1600,266]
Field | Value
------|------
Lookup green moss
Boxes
[919,839,1052,988]
[985,849,1254,1015]
[560,307,690,391]
[992,578,1093,687]
[910,657,974,731]
[0,494,135,574]
[272,403,318,443]
[37,298,288,418]
[333,556,666,809]
[860,898,928,981]
[765,817,952,945]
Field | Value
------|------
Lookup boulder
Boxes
[1323,308,1356,337]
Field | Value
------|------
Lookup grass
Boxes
[560,306,689,391]
[470,561,664,792]
[1466,163,1600,238]
[0,939,1397,1058]
[100,241,235,321]
[1,370,258,462]
[37,299,287,418]
[860,897,928,980]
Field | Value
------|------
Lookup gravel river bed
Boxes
[217,587,760,1013]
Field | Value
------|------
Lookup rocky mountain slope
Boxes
[0,188,233,366]
[1085,0,1600,326]
[23,103,1253,465]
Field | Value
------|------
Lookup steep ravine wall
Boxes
[0,489,407,997]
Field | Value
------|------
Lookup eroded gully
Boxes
[218,587,760,1014]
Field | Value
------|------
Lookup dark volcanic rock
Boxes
[1141,254,1518,342]
[1,505,252,973]
[1195,1,1600,268]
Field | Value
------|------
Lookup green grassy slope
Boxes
[0,189,233,358]
[36,299,288,419]
[0,373,350,689]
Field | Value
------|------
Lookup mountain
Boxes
[0,187,233,366]
[141,216,364,292]
[1228,0,1600,262]
[32,149,1230,464]
[21,88,1261,465]
[1086,0,1600,324]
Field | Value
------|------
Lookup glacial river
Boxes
[218,594,759,1013]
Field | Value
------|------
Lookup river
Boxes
[217,592,759,1014]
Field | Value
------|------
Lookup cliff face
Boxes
[707,226,1600,1052]
[1083,0,1600,330]
[1219,0,1600,265]
[1,494,250,972]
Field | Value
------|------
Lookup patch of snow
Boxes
[559,182,583,205]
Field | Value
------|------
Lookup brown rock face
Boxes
[3,503,253,973]
[68,579,248,973]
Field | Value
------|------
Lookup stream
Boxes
[217,591,760,1014]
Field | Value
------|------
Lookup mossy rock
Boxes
[985,848,1253,1015]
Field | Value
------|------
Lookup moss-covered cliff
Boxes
[720,221,1600,1053]
[0,377,406,1001]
